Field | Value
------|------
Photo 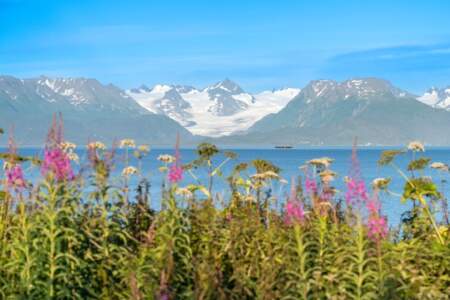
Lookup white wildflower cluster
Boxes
[67,152,80,163]
[88,141,106,150]
[122,166,138,177]
[138,144,150,153]
[430,162,449,172]
[60,141,79,163]
[319,170,336,183]
[134,144,150,159]
[157,154,176,164]
[60,141,76,152]
[407,141,425,152]
[251,170,280,181]
[3,161,12,170]
[372,177,391,190]
[175,187,193,198]
[120,139,136,149]
[307,157,334,168]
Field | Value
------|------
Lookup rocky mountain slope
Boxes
[0,75,193,145]
[215,78,450,146]
[3,75,450,146]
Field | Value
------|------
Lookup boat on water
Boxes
[274,145,293,149]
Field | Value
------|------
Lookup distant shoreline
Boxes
[2,145,450,150]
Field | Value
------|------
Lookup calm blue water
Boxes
[6,147,450,226]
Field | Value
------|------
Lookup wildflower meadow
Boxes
[0,117,449,299]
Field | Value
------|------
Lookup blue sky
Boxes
[1,0,450,93]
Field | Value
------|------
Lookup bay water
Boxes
[7,147,450,227]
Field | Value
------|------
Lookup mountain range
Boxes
[0,75,193,146]
[126,79,299,137]
[1,75,450,146]
[217,78,450,145]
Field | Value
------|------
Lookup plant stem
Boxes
[420,195,444,244]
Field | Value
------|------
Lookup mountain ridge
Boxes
[0,75,194,146]
[2,75,450,146]
[219,78,450,146]
[126,79,300,136]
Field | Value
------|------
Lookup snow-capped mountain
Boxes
[127,79,300,137]
[203,78,253,116]
[417,86,450,110]
[0,75,146,114]
[0,75,193,145]
[215,77,450,146]
[5,74,450,146]
[129,84,194,126]
[296,78,413,103]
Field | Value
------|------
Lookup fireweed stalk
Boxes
[5,165,26,191]
[368,188,389,295]
[168,134,183,184]
[284,177,305,225]
[366,192,388,242]
[39,115,74,182]
[345,143,388,240]
[1,137,26,249]
[41,148,74,182]
[345,142,369,209]
[5,137,26,192]
[344,139,389,295]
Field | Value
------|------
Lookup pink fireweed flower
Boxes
[345,141,369,206]
[5,164,26,190]
[168,133,183,184]
[367,215,388,241]
[366,198,381,214]
[284,201,305,225]
[366,191,388,242]
[168,164,183,183]
[285,177,305,225]
[304,177,317,194]
[41,148,74,181]
[345,178,369,206]
[320,186,335,202]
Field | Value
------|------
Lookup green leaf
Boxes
[224,150,238,159]
[196,143,219,161]
[402,177,440,202]
[251,159,281,174]
[407,157,431,171]
[0,153,38,163]
[378,150,405,166]
[233,162,248,173]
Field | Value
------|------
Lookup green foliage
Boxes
[252,159,281,174]
[196,142,219,162]
[402,177,440,202]
[0,141,448,299]
[0,153,40,164]
[407,157,431,171]
[378,150,404,166]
